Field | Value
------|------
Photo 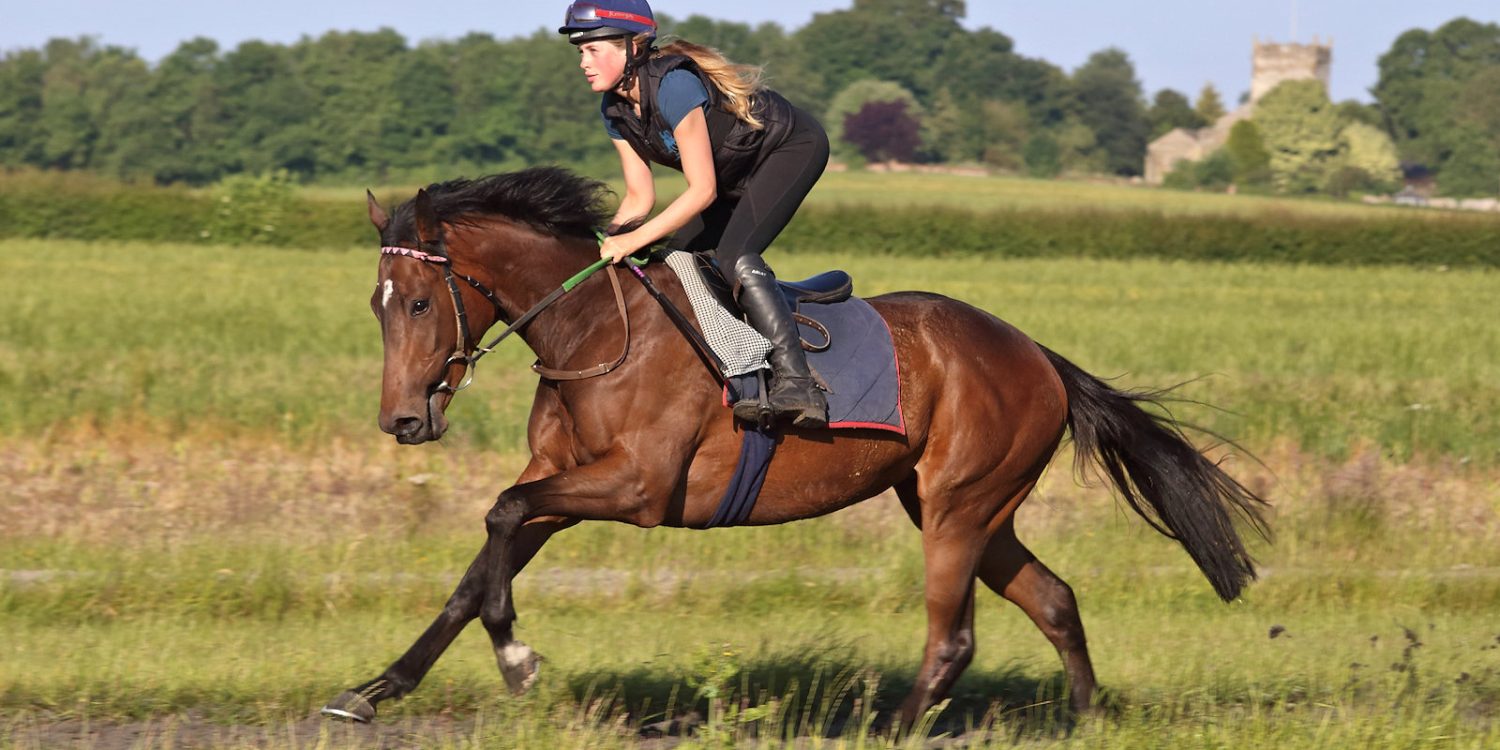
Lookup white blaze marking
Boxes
[381,279,394,309]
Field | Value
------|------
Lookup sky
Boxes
[3,1,1498,104]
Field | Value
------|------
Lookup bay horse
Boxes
[322,167,1269,727]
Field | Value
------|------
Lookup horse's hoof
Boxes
[321,690,376,723]
[497,641,542,695]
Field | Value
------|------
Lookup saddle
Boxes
[691,253,853,314]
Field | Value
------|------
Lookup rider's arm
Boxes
[608,137,656,233]
[601,107,716,261]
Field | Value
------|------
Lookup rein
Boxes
[380,234,631,394]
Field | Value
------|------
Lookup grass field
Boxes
[3,229,1500,748]
[3,435,1499,748]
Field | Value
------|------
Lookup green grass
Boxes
[2,239,1496,462]
[4,235,1500,746]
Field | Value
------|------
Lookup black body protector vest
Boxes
[602,54,796,197]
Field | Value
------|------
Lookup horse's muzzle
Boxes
[383,391,451,444]
[390,416,426,443]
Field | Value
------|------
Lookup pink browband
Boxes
[381,246,446,263]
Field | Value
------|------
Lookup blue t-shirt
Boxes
[601,69,710,157]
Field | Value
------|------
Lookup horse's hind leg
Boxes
[888,477,985,727]
[322,517,575,722]
[977,522,1098,715]
[891,458,1069,728]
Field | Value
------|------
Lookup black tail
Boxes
[1042,347,1271,602]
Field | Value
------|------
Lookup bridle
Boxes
[379,232,630,397]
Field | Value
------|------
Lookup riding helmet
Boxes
[558,1,657,44]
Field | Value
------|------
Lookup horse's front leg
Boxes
[478,457,663,694]
[322,516,576,722]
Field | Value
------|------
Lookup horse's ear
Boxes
[413,189,440,250]
[367,190,389,234]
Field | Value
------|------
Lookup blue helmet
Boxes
[558,1,657,44]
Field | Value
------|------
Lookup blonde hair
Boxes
[614,35,767,130]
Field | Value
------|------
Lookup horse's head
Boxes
[368,189,466,444]
[364,168,615,445]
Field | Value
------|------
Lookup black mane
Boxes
[386,166,611,245]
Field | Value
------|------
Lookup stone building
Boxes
[1144,38,1332,184]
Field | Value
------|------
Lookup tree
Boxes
[1224,120,1271,186]
[1435,128,1500,197]
[1253,80,1342,192]
[979,100,1029,169]
[1148,88,1206,138]
[1163,149,1233,191]
[444,33,528,172]
[1373,18,1500,189]
[921,88,976,163]
[826,79,921,161]
[212,40,318,176]
[665,14,766,65]
[1072,48,1149,175]
[1195,84,1226,123]
[291,29,406,179]
[1007,58,1074,128]
[1448,66,1500,195]
[844,100,921,163]
[0,48,47,167]
[1335,122,1402,193]
[33,38,111,170]
[503,30,615,173]
[1053,117,1105,173]
[919,36,1066,166]
[1334,100,1382,128]
[376,48,457,173]
[1022,133,1061,177]
[791,0,966,103]
[139,38,228,183]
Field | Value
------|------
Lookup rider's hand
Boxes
[600,232,644,264]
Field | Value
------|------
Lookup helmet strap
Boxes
[616,37,656,95]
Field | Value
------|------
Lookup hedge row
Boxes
[0,172,368,248]
[3,174,1497,266]
[782,205,1500,267]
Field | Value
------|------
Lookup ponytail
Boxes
[655,38,767,130]
[609,35,768,130]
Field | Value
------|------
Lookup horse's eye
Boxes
[411,299,430,316]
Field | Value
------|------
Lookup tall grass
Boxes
[4,235,1499,744]
[3,433,1499,746]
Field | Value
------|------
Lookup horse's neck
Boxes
[462,224,629,373]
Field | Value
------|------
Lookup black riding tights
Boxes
[667,110,830,280]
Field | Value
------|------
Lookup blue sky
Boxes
[3,1,1497,103]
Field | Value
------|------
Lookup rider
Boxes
[559,0,830,429]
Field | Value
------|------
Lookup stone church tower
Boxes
[1250,39,1332,103]
[1144,38,1332,184]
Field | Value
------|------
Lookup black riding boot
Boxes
[731,255,828,429]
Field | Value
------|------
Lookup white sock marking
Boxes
[500,642,534,668]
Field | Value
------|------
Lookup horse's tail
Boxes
[1041,346,1271,602]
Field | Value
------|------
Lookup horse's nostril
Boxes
[392,416,423,436]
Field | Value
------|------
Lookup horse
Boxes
[321,166,1270,728]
